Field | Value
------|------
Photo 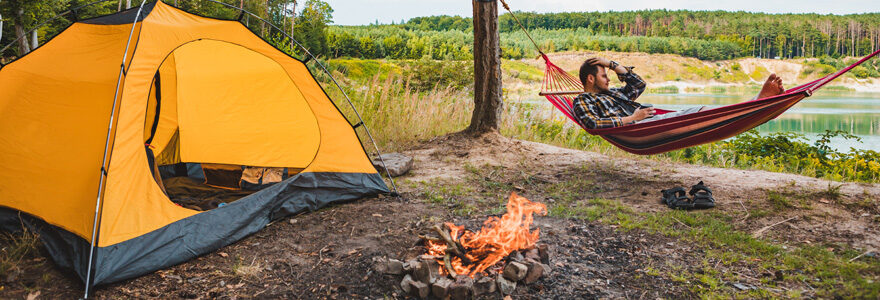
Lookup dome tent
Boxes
[0,0,388,292]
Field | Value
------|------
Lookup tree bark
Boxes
[466,0,503,134]
[291,1,297,50]
[13,7,30,55]
[30,30,38,49]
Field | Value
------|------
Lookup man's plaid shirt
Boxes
[572,70,647,129]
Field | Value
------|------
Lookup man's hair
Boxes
[579,59,600,87]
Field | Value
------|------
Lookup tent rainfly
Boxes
[0,0,388,289]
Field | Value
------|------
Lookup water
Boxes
[638,90,880,153]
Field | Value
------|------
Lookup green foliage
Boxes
[292,0,333,57]
[398,59,473,91]
[664,130,880,183]
[399,10,880,60]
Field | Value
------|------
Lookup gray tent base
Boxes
[0,171,388,286]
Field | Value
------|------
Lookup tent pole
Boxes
[83,1,147,298]
[199,0,399,195]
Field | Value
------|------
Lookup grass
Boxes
[550,196,880,298]
[231,256,263,279]
[0,227,40,278]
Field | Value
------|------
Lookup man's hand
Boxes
[585,57,611,68]
[586,57,626,74]
[623,107,655,124]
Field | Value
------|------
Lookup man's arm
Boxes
[573,95,655,129]
[572,99,625,129]
[612,67,647,101]
[586,58,647,100]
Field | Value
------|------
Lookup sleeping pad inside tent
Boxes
[0,1,389,287]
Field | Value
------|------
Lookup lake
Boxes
[639,90,880,153]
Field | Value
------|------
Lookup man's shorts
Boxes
[636,106,705,124]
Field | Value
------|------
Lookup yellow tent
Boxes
[0,1,387,288]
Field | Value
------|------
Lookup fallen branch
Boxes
[752,216,798,238]
[848,249,875,262]
[670,216,692,229]
[736,199,750,222]
[418,234,442,242]
[443,253,458,278]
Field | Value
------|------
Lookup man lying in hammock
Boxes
[573,57,785,129]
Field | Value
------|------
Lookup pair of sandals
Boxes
[661,181,716,210]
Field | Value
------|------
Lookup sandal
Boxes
[688,181,716,209]
[661,187,693,210]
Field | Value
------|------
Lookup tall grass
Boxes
[322,71,474,152]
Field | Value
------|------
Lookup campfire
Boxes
[374,193,552,299]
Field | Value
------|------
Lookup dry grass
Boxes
[0,226,40,278]
[325,72,474,153]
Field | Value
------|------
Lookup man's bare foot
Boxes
[757,73,785,99]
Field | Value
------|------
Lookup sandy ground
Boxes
[404,132,880,251]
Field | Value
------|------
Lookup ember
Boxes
[425,193,546,277]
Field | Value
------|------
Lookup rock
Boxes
[503,261,528,281]
[372,152,413,177]
[432,277,453,298]
[372,257,404,274]
[510,250,524,262]
[385,259,405,274]
[524,248,541,262]
[410,280,430,298]
[412,259,440,284]
[473,276,496,296]
[400,274,415,294]
[523,259,550,284]
[536,244,550,264]
[449,275,474,300]
[404,259,419,273]
[496,275,517,295]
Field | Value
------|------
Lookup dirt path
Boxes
[1,133,878,299]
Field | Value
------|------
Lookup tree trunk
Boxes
[291,1,297,50]
[0,11,4,44]
[31,30,38,49]
[466,0,503,134]
[13,8,30,55]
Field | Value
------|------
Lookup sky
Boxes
[326,0,880,26]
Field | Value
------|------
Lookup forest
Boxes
[2,1,880,63]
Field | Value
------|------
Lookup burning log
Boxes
[442,253,458,278]
[432,224,472,265]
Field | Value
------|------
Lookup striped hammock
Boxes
[539,49,880,155]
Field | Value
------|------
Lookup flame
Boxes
[426,192,546,277]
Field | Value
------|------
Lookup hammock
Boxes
[494,0,880,155]
[539,49,880,155]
